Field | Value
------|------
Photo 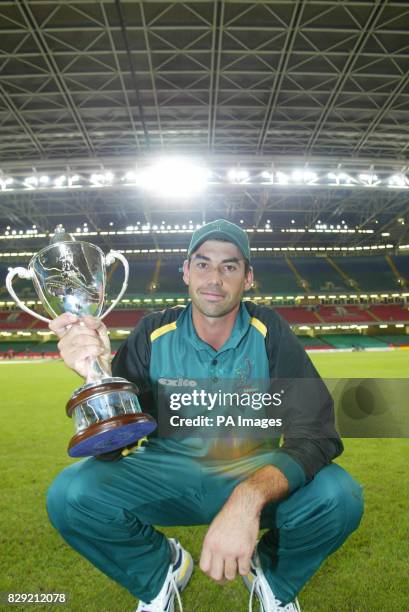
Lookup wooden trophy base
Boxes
[66,378,157,457]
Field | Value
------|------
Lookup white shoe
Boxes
[243,551,301,612]
[136,538,193,612]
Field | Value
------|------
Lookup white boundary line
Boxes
[0,359,54,365]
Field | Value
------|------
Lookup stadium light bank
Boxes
[2,159,409,194]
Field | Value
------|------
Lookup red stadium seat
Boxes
[370,305,409,322]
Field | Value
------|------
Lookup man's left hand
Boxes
[199,484,260,583]
[199,464,289,583]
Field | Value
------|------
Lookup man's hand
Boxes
[200,485,260,583]
[49,312,112,379]
[200,465,289,583]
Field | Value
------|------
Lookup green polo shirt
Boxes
[112,300,344,492]
[150,302,269,385]
[148,303,276,460]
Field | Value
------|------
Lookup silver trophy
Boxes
[6,230,156,457]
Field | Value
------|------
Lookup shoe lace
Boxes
[139,570,183,612]
[170,572,183,612]
[248,575,300,612]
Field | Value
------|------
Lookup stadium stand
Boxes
[2,255,409,299]
[320,335,390,349]
[317,305,375,323]
[290,257,348,292]
[0,338,133,357]
[1,252,408,360]
[0,304,407,329]
[0,309,147,330]
[0,311,39,329]
[275,307,318,324]
[331,256,398,292]
[370,304,409,321]
[298,336,333,350]
[391,255,409,282]
[272,305,408,325]
[253,259,300,294]
[104,310,146,328]
[375,334,409,347]
[0,341,59,358]
[156,260,187,295]
[107,260,158,297]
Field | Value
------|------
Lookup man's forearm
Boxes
[230,465,290,515]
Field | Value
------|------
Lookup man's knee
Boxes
[277,463,364,543]
[46,460,97,534]
[315,464,364,540]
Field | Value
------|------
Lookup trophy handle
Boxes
[101,250,129,320]
[5,267,52,324]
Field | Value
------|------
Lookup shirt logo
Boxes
[158,377,198,387]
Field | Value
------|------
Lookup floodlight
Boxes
[292,170,317,183]
[261,171,274,182]
[276,172,288,184]
[54,175,67,187]
[227,168,249,183]
[69,174,80,187]
[137,158,210,197]
[0,177,13,190]
[359,173,378,186]
[388,174,405,187]
[124,171,137,182]
[24,176,38,188]
[305,171,317,182]
[90,173,104,185]
[328,172,352,184]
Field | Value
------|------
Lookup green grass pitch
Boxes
[0,351,408,611]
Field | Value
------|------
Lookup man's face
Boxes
[183,240,253,318]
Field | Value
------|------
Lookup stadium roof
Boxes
[0,1,409,246]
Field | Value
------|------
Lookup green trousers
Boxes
[46,443,363,605]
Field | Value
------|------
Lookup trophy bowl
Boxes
[6,234,156,458]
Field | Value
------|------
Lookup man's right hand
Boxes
[49,313,112,379]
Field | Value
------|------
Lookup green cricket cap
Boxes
[188,219,250,260]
